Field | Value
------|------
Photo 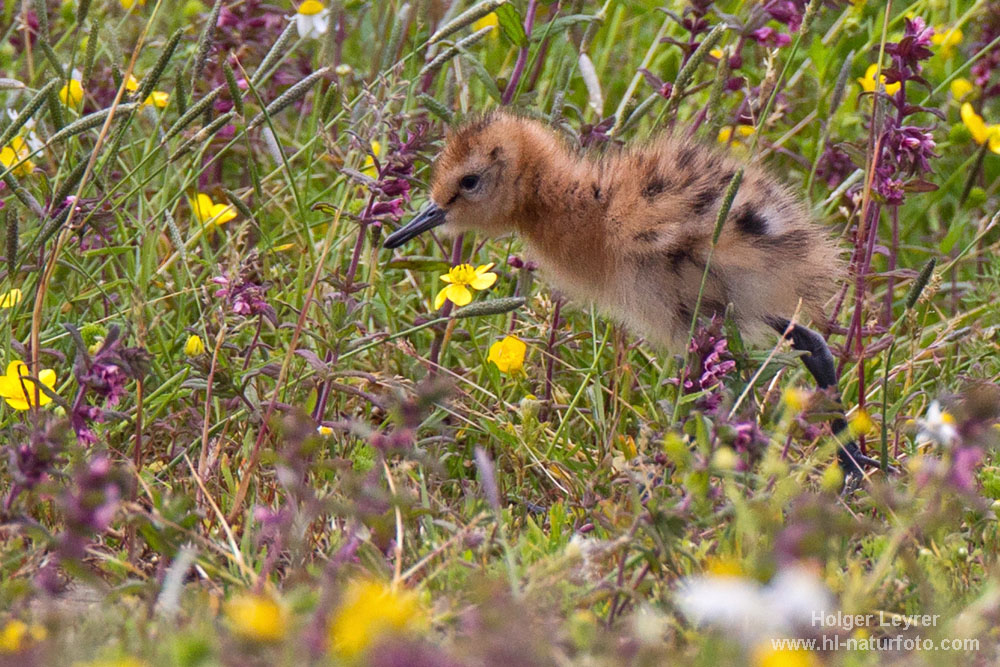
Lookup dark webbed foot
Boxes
[838,439,884,492]
[767,317,883,488]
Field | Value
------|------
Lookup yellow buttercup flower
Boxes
[858,63,900,96]
[717,124,754,144]
[932,26,962,57]
[434,262,497,309]
[820,462,844,492]
[184,334,205,356]
[120,0,146,9]
[74,659,145,667]
[328,579,425,658]
[781,387,810,413]
[487,335,527,374]
[126,74,169,108]
[0,361,57,410]
[709,48,725,60]
[473,11,499,35]
[190,193,237,226]
[950,77,974,101]
[317,425,334,436]
[59,78,85,108]
[0,619,46,653]
[752,645,819,667]
[224,593,288,643]
[362,140,381,178]
[0,620,27,653]
[704,556,743,577]
[0,289,23,308]
[960,103,1000,153]
[0,136,35,177]
[145,90,170,108]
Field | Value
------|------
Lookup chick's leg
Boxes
[767,318,880,484]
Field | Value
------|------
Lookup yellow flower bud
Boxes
[184,334,206,356]
[224,593,288,643]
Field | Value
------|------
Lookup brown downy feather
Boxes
[416,111,843,349]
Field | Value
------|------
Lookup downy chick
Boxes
[384,111,876,480]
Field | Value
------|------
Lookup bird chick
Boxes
[384,111,876,479]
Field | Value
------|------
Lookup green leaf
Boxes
[388,257,453,272]
[495,4,526,47]
[81,246,132,258]
[535,14,598,38]
[940,218,963,254]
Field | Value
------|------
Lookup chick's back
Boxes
[582,134,843,348]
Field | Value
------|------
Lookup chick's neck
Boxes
[510,130,611,285]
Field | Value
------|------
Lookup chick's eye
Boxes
[459,174,481,191]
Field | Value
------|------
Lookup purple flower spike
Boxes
[751,26,792,48]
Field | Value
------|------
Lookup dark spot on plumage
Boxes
[592,183,602,200]
[735,206,768,236]
[676,296,725,325]
[446,192,459,205]
[641,177,666,201]
[489,146,503,159]
[677,145,698,169]
[660,239,702,275]
[633,229,659,243]
[717,170,736,188]
[691,187,718,215]
[680,170,699,189]
[700,298,726,318]
[635,248,682,275]
[667,251,686,274]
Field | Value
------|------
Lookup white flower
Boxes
[765,567,835,631]
[675,566,834,643]
[916,400,959,447]
[675,573,766,640]
[631,605,668,645]
[6,109,43,152]
[295,1,329,39]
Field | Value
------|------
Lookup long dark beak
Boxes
[383,203,447,249]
